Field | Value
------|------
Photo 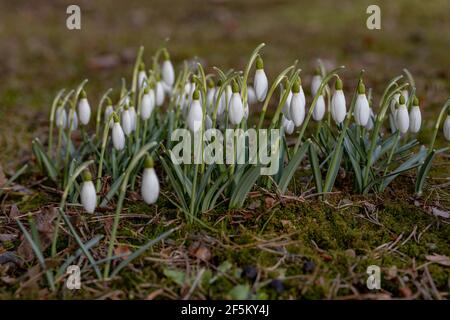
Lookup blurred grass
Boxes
[1,0,449,170]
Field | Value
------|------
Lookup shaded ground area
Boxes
[0,0,449,299]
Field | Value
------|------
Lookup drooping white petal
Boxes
[141,168,160,204]
[78,98,91,125]
[229,92,244,125]
[395,104,409,133]
[187,99,203,133]
[162,60,175,87]
[312,95,326,121]
[80,181,96,213]
[155,81,165,106]
[282,115,295,135]
[290,89,306,127]
[311,75,322,97]
[112,122,125,150]
[243,102,249,120]
[121,110,132,135]
[354,94,370,126]
[56,107,67,128]
[409,106,421,133]
[104,105,114,125]
[141,93,154,120]
[254,69,268,102]
[282,91,293,120]
[70,110,78,131]
[443,115,450,141]
[206,88,216,113]
[245,86,256,106]
[331,90,346,124]
[129,106,137,131]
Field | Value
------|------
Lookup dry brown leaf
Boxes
[0,234,17,242]
[114,245,131,260]
[146,288,164,300]
[194,246,211,262]
[17,237,34,262]
[426,254,450,267]
[264,197,276,209]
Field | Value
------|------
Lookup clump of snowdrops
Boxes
[27,43,449,286]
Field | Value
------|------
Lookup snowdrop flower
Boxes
[443,109,450,141]
[80,170,96,214]
[141,87,155,120]
[229,81,244,125]
[215,80,226,118]
[312,92,326,121]
[331,77,346,124]
[141,155,159,205]
[282,115,295,135]
[77,90,91,125]
[254,56,268,101]
[155,76,165,107]
[389,93,400,131]
[395,94,409,133]
[206,79,216,113]
[138,63,147,89]
[104,97,114,126]
[311,68,322,97]
[187,90,203,133]
[402,89,409,104]
[121,104,133,136]
[161,49,175,87]
[290,78,306,127]
[409,96,422,133]
[55,103,67,128]
[247,86,257,105]
[129,103,137,131]
[112,113,125,150]
[354,81,370,126]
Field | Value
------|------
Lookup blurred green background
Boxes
[0,0,449,170]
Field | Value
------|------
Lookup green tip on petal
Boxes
[144,154,154,168]
[106,97,112,105]
[156,74,161,81]
[207,78,215,89]
[80,90,87,99]
[256,56,264,70]
[193,89,200,100]
[113,112,119,123]
[358,81,366,94]
[82,170,92,182]
[314,67,321,76]
[335,77,343,90]
[231,80,239,93]
[298,76,302,86]
[413,96,419,106]
[144,87,149,94]
[292,81,300,93]
[399,94,406,105]
[162,49,170,61]
[217,79,223,87]
[139,62,145,71]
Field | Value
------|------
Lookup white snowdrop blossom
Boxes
[55,105,67,128]
[112,114,125,151]
[443,111,450,141]
[395,95,409,133]
[282,115,295,135]
[290,79,306,127]
[187,90,203,133]
[312,93,326,121]
[354,82,370,126]
[77,90,91,125]
[247,86,257,105]
[365,108,375,131]
[121,106,133,136]
[331,77,346,124]
[141,155,160,205]
[141,88,155,120]
[229,82,244,125]
[161,50,175,87]
[409,97,422,134]
[155,80,165,106]
[254,56,268,102]
[80,170,96,214]
[138,63,147,89]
